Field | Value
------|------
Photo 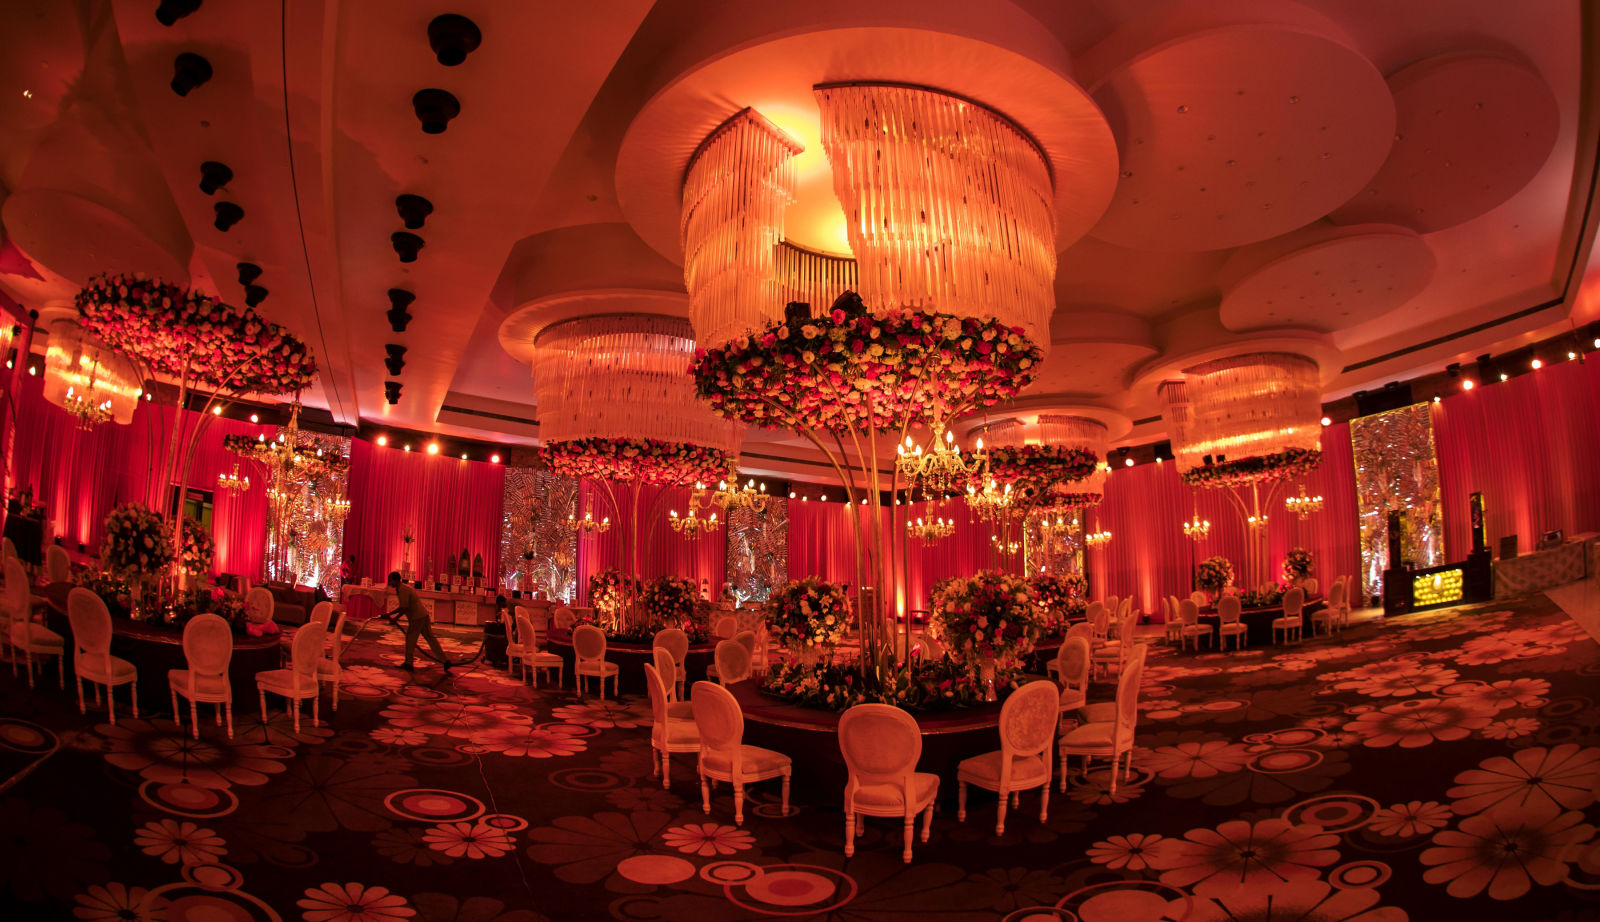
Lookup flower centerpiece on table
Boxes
[101,503,173,617]
[1282,547,1314,585]
[932,571,1046,699]
[765,576,849,665]
[163,586,247,630]
[761,656,1007,712]
[1196,556,1235,602]
[1237,585,1285,609]
[1027,573,1080,632]
[639,575,709,638]
[180,518,215,578]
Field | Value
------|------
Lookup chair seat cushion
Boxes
[658,719,700,745]
[78,655,136,682]
[1272,618,1299,628]
[315,660,340,679]
[1058,689,1087,711]
[256,669,317,697]
[168,669,230,698]
[577,660,618,675]
[10,622,63,650]
[531,652,563,668]
[1061,720,1116,749]
[1079,701,1115,724]
[1181,624,1209,634]
[957,751,1049,789]
[851,772,940,811]
[506,643,527,657]
[702,744,790,779]
[667,700,694,720]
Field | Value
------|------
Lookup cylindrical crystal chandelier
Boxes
[681,109,802,349]
[42,318,141,428]
[532,314,737,452]
[814,82,1057,345]
[1159,353,1322,475]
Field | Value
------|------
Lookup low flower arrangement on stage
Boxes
[1196,555,1235,597]
[1236,585,1286,609]
[931,572,1046,690]
[1283,546,1314,583]
[766,576,850,660]
[1180,447,1322,488]
[102,503,174,578]
[1027,572,1085,630]
[762,657,1011,712]
[540,436,727,486]
[640,575,709,636]
[586,567,638,624]
[691,303,1042,433]
[180,517,215,575]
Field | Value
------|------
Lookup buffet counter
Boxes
[338,584,499,625]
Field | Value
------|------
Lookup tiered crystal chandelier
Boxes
[708,468,768,515]
[668,508,720,538]
[1285,485,1325,518]
[906,515,956,541]
[1182,502,1211,540]
[42,318,141,429]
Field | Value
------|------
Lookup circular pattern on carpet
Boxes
[383,788,486,824]
[139,781,240,819]
[1329,860,1392,890]
[701,860,763,886]
[0,717,56,754]
[725,863,856,915]
[1249,748,1325,774]
[1282,793,1380,832]
[548,767,629,792]
[617,854,696,885]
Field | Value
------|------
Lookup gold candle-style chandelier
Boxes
[965,477,1014,522]
[668,508,719,538]
[1085,528,1113,548]
[990,534,1022,554]
[907,515,955,541]
[709,469,768,515]
[898,429,985,494]
[567,512,611,534]
[324,493,351,524]
[216,462,251,494]
[1182,505,1211,540]
[1285,485,1325,518]
[1038,513,1078,539]
[42,318,141,430]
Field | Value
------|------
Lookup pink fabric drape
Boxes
[344,439,504,586]
[574,481,727,602]
[7,373,271,580]
[1434,357,1600,559]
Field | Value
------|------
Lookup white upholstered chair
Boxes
[839,703,939,862]
[1059,643,1146,795]
[1273,587,1306,644]
[509,613,563,687]
[691,680,791,825]
[256,621,325,732]
[573,624,619,698]
[244,587,275,629]
[1161,596,1183,645]
[169,613,235,738]
[1053,636,1092,721]
[316,610,350,709]
[1217,595,1247,650]
[45,545,71,583]
[644,663,700,789]
[6,557,63,688]
[712,639,752,686]
[1311,580,1339,636]
[1178,598,1209,651]
[653,627,689,698]
[68,586,138,722]
[1093,608,1137,679]
[652,647,693,719]
[308,601,335,632]
[1304,577,1319,596]
[1190,590,1208,608]
[957,679,1057,835]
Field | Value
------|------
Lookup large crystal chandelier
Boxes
[1160,353,1322,478]
[42,318,141,429]
[966,478,1014,522]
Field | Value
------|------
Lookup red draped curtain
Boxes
[344,439,504,586]
[1434,357,1600,559]
[573,481,727,602]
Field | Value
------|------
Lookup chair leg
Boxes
[131,682,138,720]
[844,813,856,857]
[995,790,1008,836]
[1039,780,1049,823]
[781,770,790,817]
[107,683,116,726]
[1059,751,1068,792]
[24,649,34,688]
[333,679,340,712]
[957,781,968,821]
[258,690,268,723]
[76,675,86,714]
[902,817,913,862]
[225,701,234,739]
[921,803,934,843]
[171,691,181,730]
[312,694,320,728]
[733,782,745,826]
[292,697,301,734]
[57,653,64,689]
[700,772,711,815]
[660,752,671,789]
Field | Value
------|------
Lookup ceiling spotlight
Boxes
[213,201,244,231]
[790,492,797,499]
[384,380,402,404]
[1500,372,1509,382]
[377,435,388,446]
[244,284,268,307]
[490,454,500,464]
[1462,379,1475,391]
[391,231,425,263]
[386,288,415,333]
[1432,394,1441,403]
[1320,416,1331,426]
[155,0,202,26]
[427,442,439,455]
[199,161,233,195]
[212,405,222,415]
[403,443,412,452]
[236,261,262,286]
[1445,362,1461,378]
[1124,457,1134,467]
[26,365,35,376]
[411,88,461,134]
[1568,351,1578,360]
[1594,338,1599,350]
[170,52,213,96]
[395,194,434,230]
[384,344,407,376]
[1530,357,1543,369]
[460,453,467,460]
[427,14,482,66]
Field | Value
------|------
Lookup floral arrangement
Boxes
[1237,585,1285,608]
[983,445,1099,494]
[761,658,1016,712]
[932,571,1046,663]
[180,518,215,575]
[1041,490,1103,510]
[7,485,43,519]
[1283,547,1314,582]
[1027,573,1084,629]
[76,273,317,394]
[640,575,706,633]
[164,586,247,630]
[587,567,638,617]
[1180,448,1322,488]
[765,576,850,653]
[690,294,1043,434]
[1196,556,1235,595]
[101,503,174,578]
[541,437,727,486]
[74,566,132,614]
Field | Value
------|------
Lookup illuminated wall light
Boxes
[426,442,439,455]
[490,454,501,464]
[1124,457,1134,467]
[1462,379,1475,391]
[212,405,222,415]
[1320,416,1331,426]
[1432,394,1441,403]
[249,413,259,423]
[1499,373,1509,382]
[377,435,388,446]
[1530,357,1543,369]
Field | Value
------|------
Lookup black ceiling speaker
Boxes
[427,14,482,66]
[198,160,232,194]
[244,284,268,307]
[384,381,402,405]
[384,344,407,376]
[386,288,415,332]
[213,201,244,231]
[170,52,213,96]
[391,231,424,263]
[411,88,460,134]
[155,0,202,26]
[236,261,262,285]
[395,194,433,229]
[1354,382,1414,418]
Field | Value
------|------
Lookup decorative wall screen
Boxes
[726,497,788,604]
[1350,404,1443,601]
[500,467,580,603]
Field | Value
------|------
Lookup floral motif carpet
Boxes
[1,595,1597,921]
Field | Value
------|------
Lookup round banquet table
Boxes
[42,583,283,713]
[544,628,716,696]
[728,680,1028,807]
[1197,595,1324,647]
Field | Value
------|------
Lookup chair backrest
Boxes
[733,629,756,654]
[714,639,751,685]
[838,703,923,794]
[309,601,335,631]
[654,627,688,664]
[1055,636,1091,698]
[66,586,113,656]
[643,663,672,736]
[45,545,71,583]
[1117,609,1136,645]
[1085,600,1104,622]
[2,536,15,561]
[1091,607,1110,640]
[573,624,606,660]
[1327,578,1345,610]
[326,611,350,662]
[244,587,275,624]
[514,613,535,651]
[1157,595,1170,623]
[1114,643,1148,748]
[652,646,678,695]
[2,556,28,624]
[999,679,1059,761]
[553,607,575,630]
[1283,587,1306,617]
[713,616,738,640]
[1179,598,1200,625]
[182,613,234,677]
[1304,577,1319,595]
[1217,595,1241,623]
[690,680,744,754]
[1104,596,1118,616]
[918,633,947,660]
[290,621,326,681]
[1065,622,1093,644]
[1190,591,1207,607]
[1118,597,1132,621]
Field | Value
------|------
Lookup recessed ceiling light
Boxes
[1530,358,1543,369]
[1124,457,1134,467]
[403,443,412,452]
[212,405,222,415]
[249,413,259,423]
[1500,373,1509,381]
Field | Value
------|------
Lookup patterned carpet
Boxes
[1,595,1597,922]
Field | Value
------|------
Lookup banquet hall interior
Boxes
[1,1,1599,920]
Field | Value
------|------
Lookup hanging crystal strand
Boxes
[1159,354,1322,475]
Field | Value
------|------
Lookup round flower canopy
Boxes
[539,436,728,486]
